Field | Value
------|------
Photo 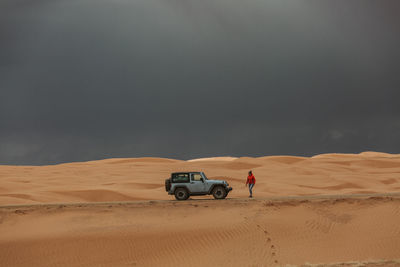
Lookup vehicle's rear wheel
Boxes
[212,186,227,199]
[174,188,189,200]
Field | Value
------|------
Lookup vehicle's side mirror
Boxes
[201,178,205,183]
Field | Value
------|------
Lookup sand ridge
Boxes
[1,152,400,205]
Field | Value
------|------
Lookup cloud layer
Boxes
[1,0,400,164]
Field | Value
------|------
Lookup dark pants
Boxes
[249,183,254,196]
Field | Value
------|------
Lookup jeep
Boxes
[165,172,232,200]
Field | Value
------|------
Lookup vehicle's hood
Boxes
[206,180,228,185]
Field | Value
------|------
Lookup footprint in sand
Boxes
[15,210,27,215]
[253,223,278,265]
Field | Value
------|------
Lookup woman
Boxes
[246,170,256,198]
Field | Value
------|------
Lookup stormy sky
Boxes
[1,0,400,165]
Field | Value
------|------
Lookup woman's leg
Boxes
[249,184,254,197]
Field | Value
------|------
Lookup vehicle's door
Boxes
[186,173,207,193]
[201,172,213,192]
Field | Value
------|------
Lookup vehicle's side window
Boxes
[172,173,189,183]
[191,173,202,181]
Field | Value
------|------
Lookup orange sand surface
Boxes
[0,197,399,266]
[1,152,400,266]
[1,152,400,205]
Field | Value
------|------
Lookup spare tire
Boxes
[165,179,171,191]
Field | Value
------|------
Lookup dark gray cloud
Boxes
[1,0,400,165]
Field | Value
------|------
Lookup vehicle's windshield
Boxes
[201,172,208,180]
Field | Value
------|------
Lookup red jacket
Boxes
[246,174,256,185]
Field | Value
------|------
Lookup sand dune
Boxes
[187,156,238,162]
[1,152,400,205]
[1,152,400,266]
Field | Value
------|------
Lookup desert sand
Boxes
[1,152,400,266]
[1,151,400,205]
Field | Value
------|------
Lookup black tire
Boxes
[212,186,227,199]
[165,179,171,192]
[174,187,189,201]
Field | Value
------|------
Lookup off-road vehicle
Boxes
[165,172,232,200]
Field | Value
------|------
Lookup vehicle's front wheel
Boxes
[174,188,189,200]
[212,186,227,199]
